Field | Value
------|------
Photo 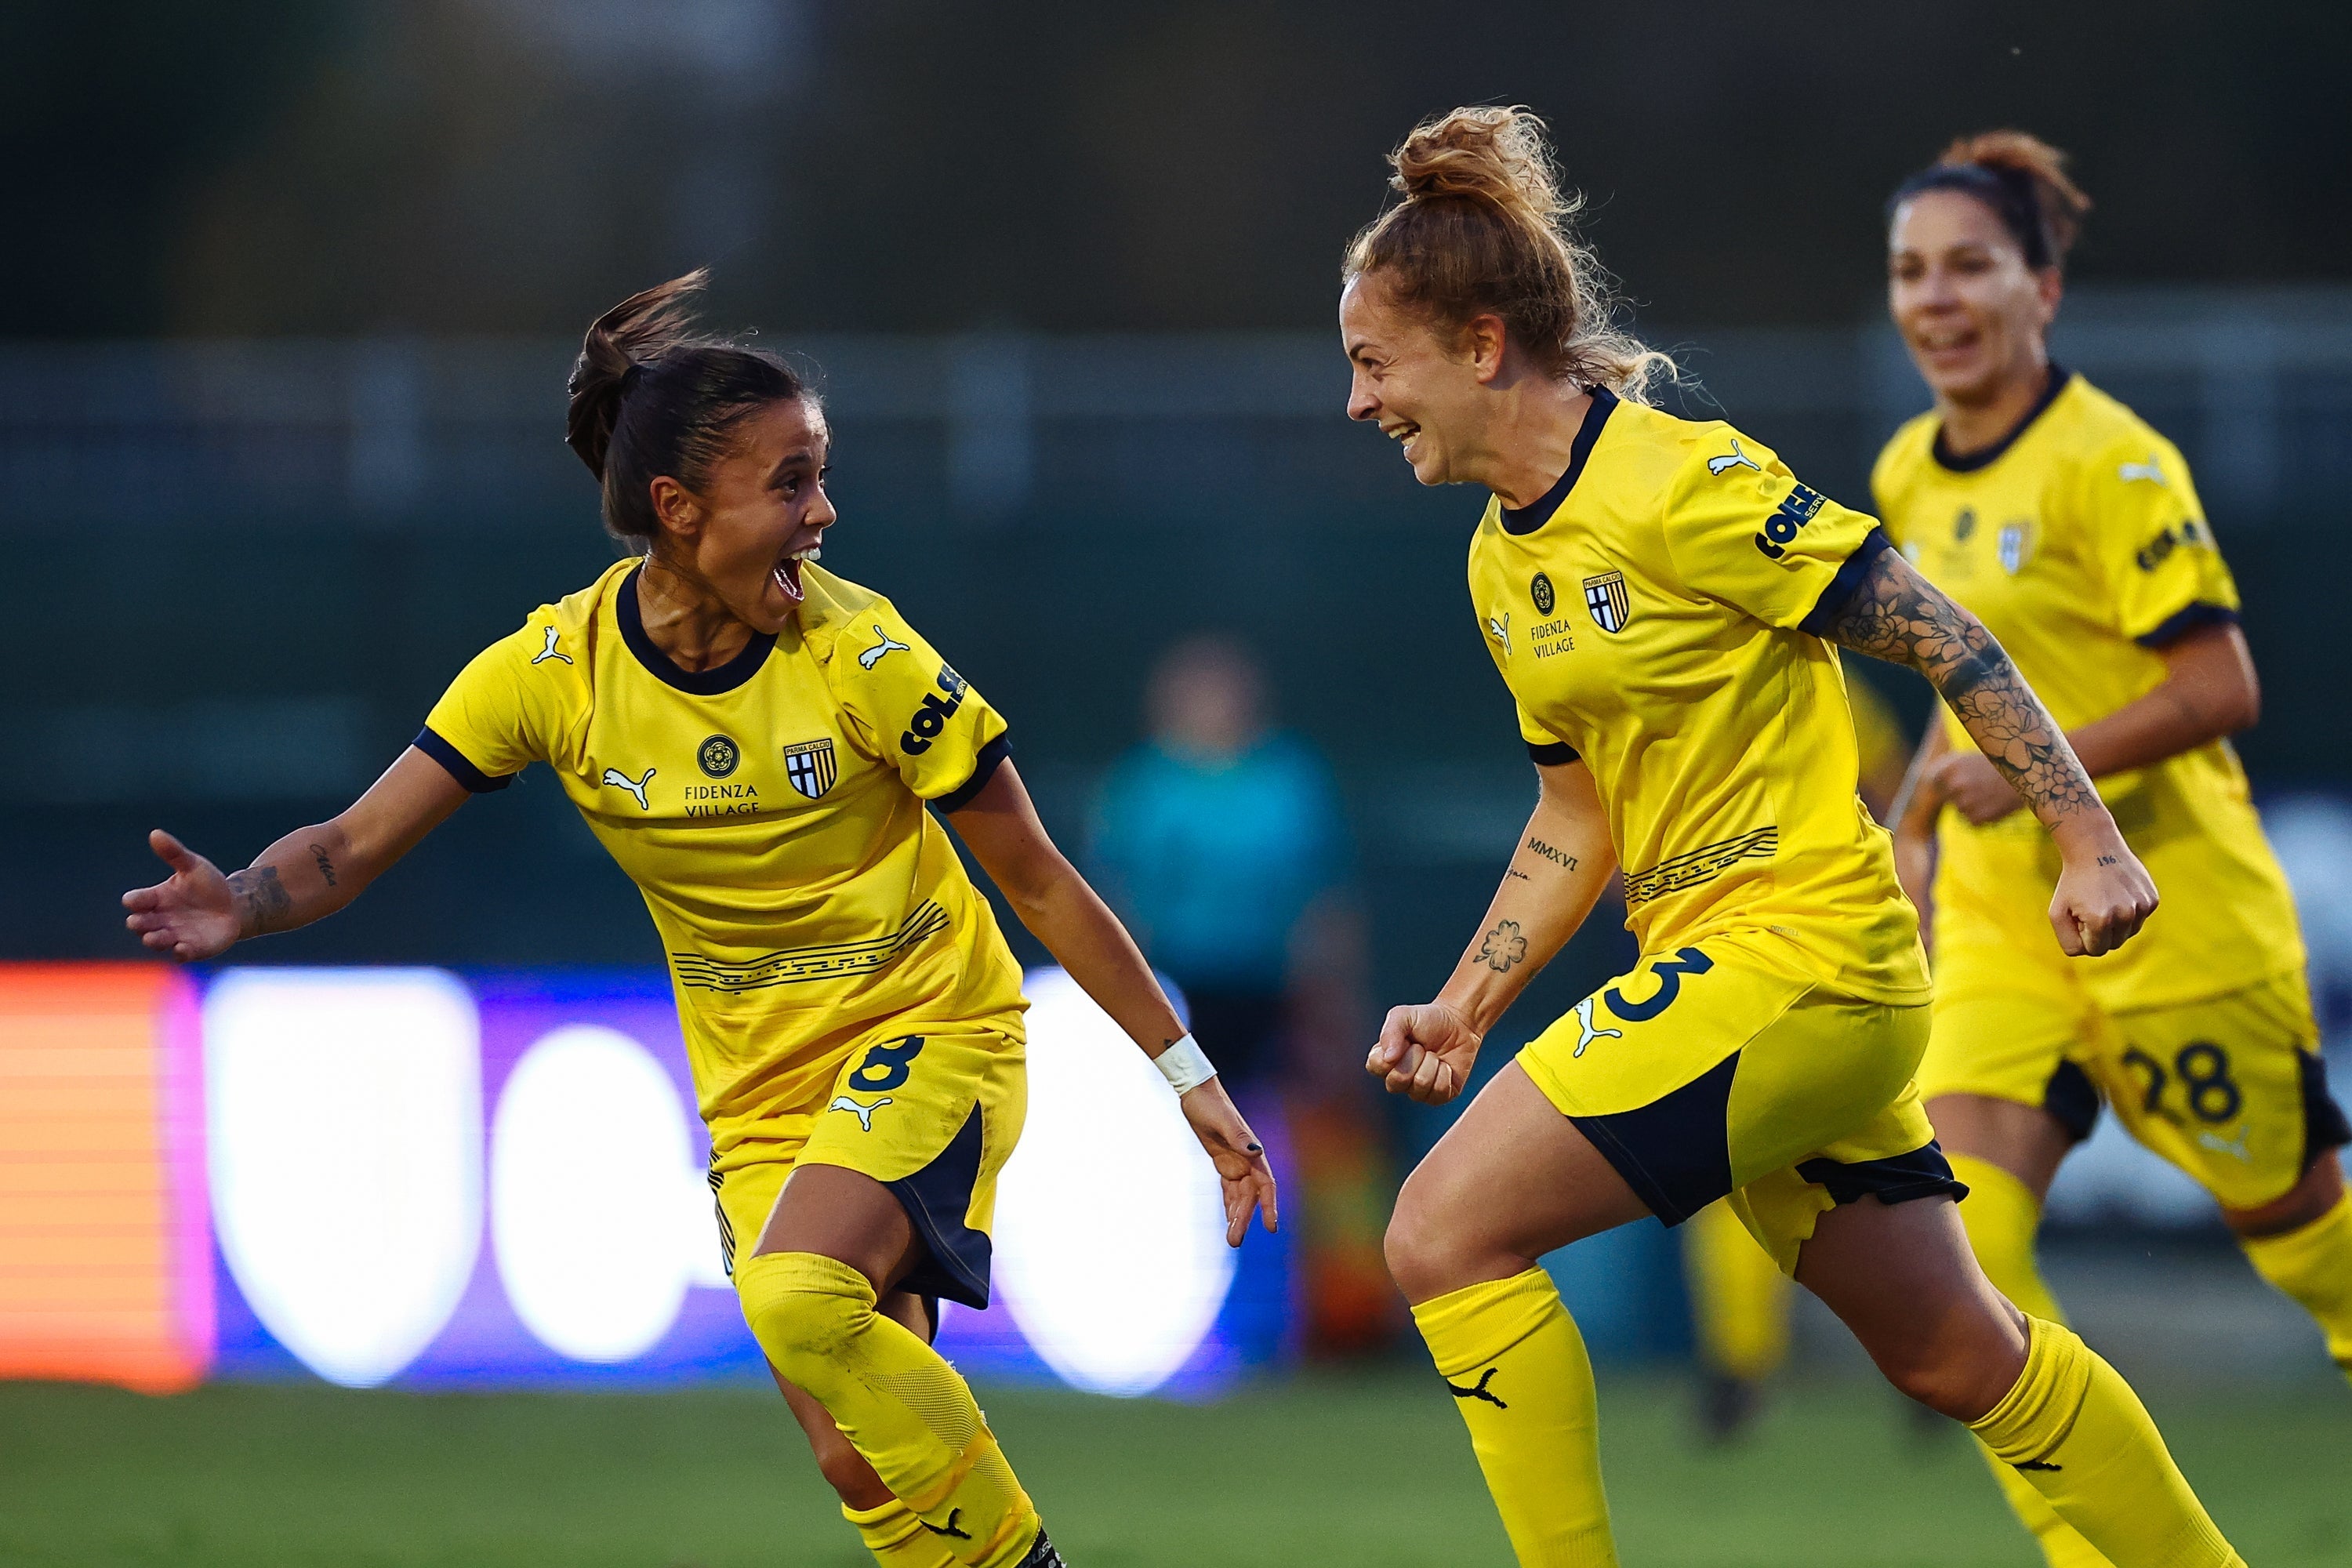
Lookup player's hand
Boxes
[1926,750,2023,826]
[122,829,241,961]
[2048,822,2158,957]
[1366,1000,1482,1105]
[1178,1079,1278,1247]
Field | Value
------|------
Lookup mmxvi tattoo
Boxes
[1526,837,1578,872]
[1824,549,2100,828]
[308,843,339,888]
[1479,920,1530,973]
[227,865,294,935]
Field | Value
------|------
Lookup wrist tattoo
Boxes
[1505,868,1532,883]
[308,843,339,888]
[1825,548,2100,829]
[2098,855,2118,866]
[1478,919,1530,973]
[1526,837,1578,872]
[229,866,293,934]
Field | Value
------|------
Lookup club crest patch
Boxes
[698,735,739,779]
[1954,507,1976,542]
[783,739,839,799]
[1998,521,2034,575]
[1583,570,1631,634]
[1531,572,1555,615]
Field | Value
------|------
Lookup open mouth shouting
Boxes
[1385,419,1423,465]
[774,545,819,606]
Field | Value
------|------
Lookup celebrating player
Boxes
[1344,107,2242,1566]
[1877,132,2351,1566]
[121,271,1276,1568]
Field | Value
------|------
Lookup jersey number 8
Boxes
[2120,1040,2242,1126]
[848,1036,927,1094]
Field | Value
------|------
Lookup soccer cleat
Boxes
[1015,1527,1068,1567]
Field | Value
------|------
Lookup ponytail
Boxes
[1888,130,2091,270]
[1343,106,1673,401]
[564,269,808,550]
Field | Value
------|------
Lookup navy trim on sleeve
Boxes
[1526,739,1580,766]
[412,726,516,793]
[1798,527,1895,637]
[2135,602,2241,649]
[933,734,1011,814]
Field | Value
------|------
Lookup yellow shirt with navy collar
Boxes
[1873,370,2304,1011]
[1470,387,1929,1007]
[417,557,1027,1156]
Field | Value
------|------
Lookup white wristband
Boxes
[1152,1033,1218,1096]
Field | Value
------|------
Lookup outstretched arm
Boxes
[1820,543,2156,956]
[122,747,471,960]
[1367,758,1617,1105]
[945,758,1277,1244]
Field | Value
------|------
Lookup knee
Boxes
[1872,1323,2025,1422]
[740,1253,869,1383]
[1384,1180,1467,1304]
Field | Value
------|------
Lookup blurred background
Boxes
[4,3,2350,1564]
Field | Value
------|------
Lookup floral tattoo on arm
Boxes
[1479,920,1530,973]
[1823,547,2101,829]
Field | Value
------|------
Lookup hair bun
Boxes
[1391,104,1565,221]
[1939,129,2091,260]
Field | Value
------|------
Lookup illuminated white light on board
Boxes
[492,1025,711,1363]
[205,969,481,1388]
[989,968,1235,1397]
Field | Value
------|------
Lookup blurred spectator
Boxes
[1087,635,1397,1352]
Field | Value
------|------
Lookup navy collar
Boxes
[1932,363,2074,474]
[1498,386,1619,535]
[617,563,775,695]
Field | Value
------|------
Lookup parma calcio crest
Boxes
[1583,570,1631,634]
[784,739,838,800]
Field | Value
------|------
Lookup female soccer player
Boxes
[1878,132,2351,1567]
[121,272,1276,1568]
[1344,107,2243,1566]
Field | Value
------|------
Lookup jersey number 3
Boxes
[1604,948,1715,1023]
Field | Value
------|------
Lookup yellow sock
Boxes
[2240,1191,2352,1383]
[844,1498,960,1568]
[1968,1318,2243,1568]
[1682,1198,1790,1381]
[739,1252,1039,1568]
[1951,1154,2113,1567]
[1410,1268,1617,1567]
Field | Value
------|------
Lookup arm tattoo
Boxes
[229,865,294,935]
[1824,549,2100,827]
[1505,868,1533,883]
[308,843,339,888]
[1526,837,1579,872]
[1478,920,1530,973]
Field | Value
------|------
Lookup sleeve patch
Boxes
[900,665,971,755]
[1752,483,1829,561]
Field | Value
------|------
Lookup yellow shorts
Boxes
[709,1027,1027,1308]
[1519,931,1953,1275]
[1920,957,2348,1212]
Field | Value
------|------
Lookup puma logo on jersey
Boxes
[531,626,573,666]
[2118,454,2166,485]
[1708,437,1762,477]
[601,766,655,811]
[1486,612,1512,655]
[829,1094,891,1131]
[858,625,912,670]
[2196,1125,2252,1163]
[1444,1367,1508,1408]
[1572,996,1623,1058]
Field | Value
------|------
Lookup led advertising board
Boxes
[2,964,1288,1397]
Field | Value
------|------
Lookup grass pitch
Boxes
[0,1368,2343,1566]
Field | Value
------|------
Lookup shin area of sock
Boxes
[2239,1190,2352,1381]
[844,1497,960,1568]
[737,1250,1040,1568]
[1411,1268,1618,1568]
[1967,1318,2243,1568]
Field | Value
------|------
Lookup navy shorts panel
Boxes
[1795,1140,1970,1209]
[2042,1058,2103,1145]
[1569,1052,1739,1227]
[2302,1050,2352,1174]
[886,1104,993,1310]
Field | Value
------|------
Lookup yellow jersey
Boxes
[1874,369,2304,1010]
[1469,387,1929,1007]
[419,557,1028,1155]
